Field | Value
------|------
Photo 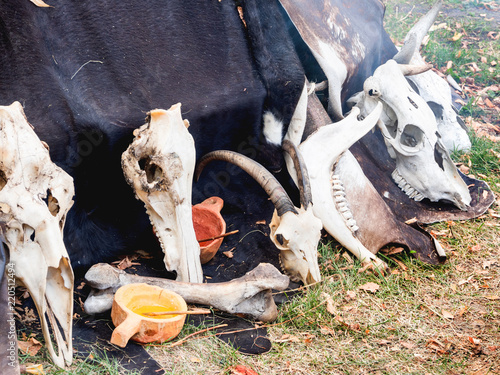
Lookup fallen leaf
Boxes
[320,325,336,336]
[359,282,380,293]
[190,357,201,363]
[21,364,45,375]
[457,306,468,317]
[401,341,416,349]
[321,292,336,315]
[255,220,266,225]
[18,338,42,356]
[450,32,462,42]
[113,256,140,270]
[346,290,356,300]
[30,0,52,7]
[442,310,454,320]
[274,334,300,343]
[230,365,259,375]
[223,250,234,258]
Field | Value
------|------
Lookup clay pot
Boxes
[110,283,187,347]
[192,196,226,264]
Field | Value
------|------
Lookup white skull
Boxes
[348,60,471,210]
[0,102,75,368]
[122,103,203,283]
[269,206,322,284]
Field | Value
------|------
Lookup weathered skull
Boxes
[290,103,388,272]
[393,0,470,152]
[0,102,75,368]
[348,60,471,210]
[195,146,322,285]
[122,103,203,283]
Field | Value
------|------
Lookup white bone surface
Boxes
[287,104,388,271]
[0,102,74,368]
[349,60,471,210]
[269,207,322,284]
[84,263,289,322]
[122,104,203,283]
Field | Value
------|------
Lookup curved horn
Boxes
[399,63,432,76]
[195,150,297,217]
[282,140,312,209]
[393,0,442,64]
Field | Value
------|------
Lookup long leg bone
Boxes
[84,263,289,322]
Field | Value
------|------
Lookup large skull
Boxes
[195,147,322,285]
[392,0,470,152]
[348,60,471,210]
[0,102,75,368]
[122,104,203,283]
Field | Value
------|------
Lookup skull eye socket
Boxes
[386,120,398,139]
[139,157,164,184]
[0,169,7,191]
[42,189,60,217]
[400,124,424,151]
[275,233,285,246]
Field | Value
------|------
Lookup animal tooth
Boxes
[414,193,424,201]
[342,211,353,220]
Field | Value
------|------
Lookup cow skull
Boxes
[348,60,471,210]
[290,102,388,272]
[393,0,471,152]
[122,104,203,283]
[0,102,74,368]
[195,148,322,285]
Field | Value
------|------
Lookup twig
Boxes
[167,324,228,348]
[142,309,210,317]
[197,230,239,243]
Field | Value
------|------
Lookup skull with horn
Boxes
[195,146,322,285]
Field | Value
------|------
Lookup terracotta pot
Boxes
[192,196,226,264]
[110,283,187,347]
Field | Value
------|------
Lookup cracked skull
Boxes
[0,102,75,368]
[122,103,203,283]
[348,60,471,210]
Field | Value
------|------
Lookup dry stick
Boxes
[197,230,239,243]
[166,324,228,348]
[142,310,211,317]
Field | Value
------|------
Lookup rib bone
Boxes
[83,263,289,322]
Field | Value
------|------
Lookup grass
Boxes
[19,1,500,374]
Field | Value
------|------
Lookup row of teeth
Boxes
[331,174,359,234]
[391,169,425,201]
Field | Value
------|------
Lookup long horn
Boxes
[393,0,442,64]
[398,63,432,76]
[282,139,312,209]
[195,151,297,217]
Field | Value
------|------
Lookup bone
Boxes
[122,104,203,283]
[0,102,74,368]
[84,263,289,322]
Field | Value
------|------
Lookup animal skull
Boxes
[393,0,471,152]
[289,102,388,272]
[195,147,322,285]
[0,102,75,368]
[122,104,203,283]
[348,60,471,210]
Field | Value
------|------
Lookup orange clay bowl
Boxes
[110,283,187,347]
[192,196,226,264]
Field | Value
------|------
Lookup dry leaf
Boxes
[484,295,499,300]
[223,250,234,258]
[20,364,45,375]
[359,282,380,293]
[274,334,300,343]
[346,290,356,300]
[321,292,336,315]
[230,365,259,375]
[320,325,336,336]
[450,32,463,42]
[114,256,140,270]
[442,310,454,320]
[190,357,201,363]
[255,220,266,225]
[30,0,52,7]
[401,341,416,349]
[18,338,42,356]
